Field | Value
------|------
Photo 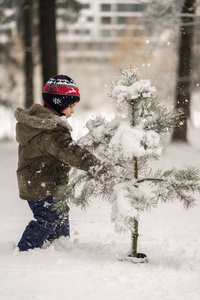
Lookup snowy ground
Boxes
[0,118,200,300]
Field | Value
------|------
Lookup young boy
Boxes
[14,75,108,251]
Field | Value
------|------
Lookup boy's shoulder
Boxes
[14,104,72,132]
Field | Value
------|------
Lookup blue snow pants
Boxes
[18,196,70,251]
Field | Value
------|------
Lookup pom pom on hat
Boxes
[42,75,80,113]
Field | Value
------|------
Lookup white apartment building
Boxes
[58,0,151,59]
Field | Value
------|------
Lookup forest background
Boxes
[0,0,200,143]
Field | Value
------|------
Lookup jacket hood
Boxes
[14,103,72,145]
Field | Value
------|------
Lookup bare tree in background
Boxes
[144,0,199,143]
[172,0,197,142]
[38,0,82,85]
[39,0,58,85]
[23,0,34,108]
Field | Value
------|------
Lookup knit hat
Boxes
[42,75,80,113]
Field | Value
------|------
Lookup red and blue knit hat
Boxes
[42,75,80,113]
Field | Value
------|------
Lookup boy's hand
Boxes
[90,164,112,183]
[99,169,112,183]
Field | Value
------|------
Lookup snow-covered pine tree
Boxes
[54,66,200,262]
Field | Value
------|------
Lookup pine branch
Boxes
[142,100,184,135]
[54,155,199,216]
[137,167,200,209]
[53,172,90,215]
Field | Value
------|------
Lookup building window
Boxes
[101,17,111,24]
[87,16,94,22]
[75,29,90,35]
[117,17,128,25]
[101,4,111,12]
[117,4,147,12]
[117,16,136,25]
[101,29,111,37]
[82,3,90,9]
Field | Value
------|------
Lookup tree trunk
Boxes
[38,0,58,85]
[24,0,34,108]
[131,104,139,257]
[131,218,139,257]
[172,0,196,142]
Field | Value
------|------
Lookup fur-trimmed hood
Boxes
[14,104,72,145]
[14,104,72,130]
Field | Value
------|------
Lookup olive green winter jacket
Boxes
[14,104,99,201]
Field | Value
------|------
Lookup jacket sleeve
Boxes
[39,127,100,172]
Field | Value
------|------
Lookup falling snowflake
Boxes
[53,98,62,105]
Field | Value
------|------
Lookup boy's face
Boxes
[62,102,77,118]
